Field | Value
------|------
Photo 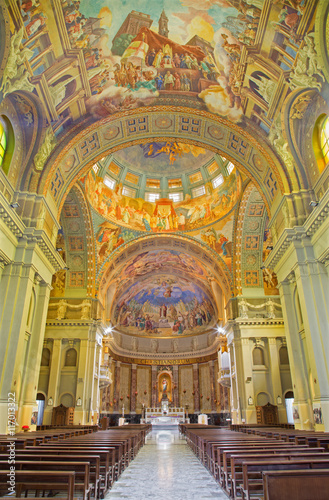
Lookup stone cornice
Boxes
[265,189,329,270]
[0,191,65,271]
[46,320,94,327]
[106,337,220,365]
[234,318,284,326]
[0,248,12,269]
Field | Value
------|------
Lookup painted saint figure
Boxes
[159,303,167,318]
[162,378,168,394]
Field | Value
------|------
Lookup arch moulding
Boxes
[40,107,286,218]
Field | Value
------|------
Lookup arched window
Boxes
[60,393,74,407]
[279,346,289,365]
[0,120,6,169]
[0,116,14,176]
[253,347,264,365]
[257,392,269,406]
[313,114,329,173]
[320,116,329,164]
[65,348,77,367]
[41,348,51,367]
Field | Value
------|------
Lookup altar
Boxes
[144,406,186,425]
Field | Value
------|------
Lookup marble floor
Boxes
[105,425,228,500]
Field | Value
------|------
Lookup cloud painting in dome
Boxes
[113,274,215,336]
[114,142,211,174]
[85,166,240,233]
[118,249,212,282]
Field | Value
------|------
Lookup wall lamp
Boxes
[10,202,19,208]
[309,201,319,208]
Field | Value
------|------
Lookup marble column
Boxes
[223,386,230,412]
[241,338,254,423]
[0,263,36,433]
[208,360,217,413]
[294,258,329,430]
[43,338,62,425]
[85,326,98,423]
[193,363,200,413]
[172,366,179,407]
[151,366,157,408]
[268,337,285,422]
[279,279,313,429]
[113,361,121,413]
[19,280,52,428]
[75,339,89,424]
[130,364,137,413]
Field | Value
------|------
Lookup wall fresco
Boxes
[59,0,267,121]
[85,161,240,233]
[113,272,215,337]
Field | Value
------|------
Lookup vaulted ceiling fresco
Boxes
[1,0,328,343]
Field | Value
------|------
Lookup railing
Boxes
[99,365,112,388]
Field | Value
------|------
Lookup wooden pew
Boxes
[263,469,329,500]
[0,461,90,500]
[228,451,326,499]
[0,470,75,500]
[24,446,112,495]
[7,453,100,498]
[241,458,329,500]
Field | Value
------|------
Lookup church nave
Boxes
[106,426,227,500]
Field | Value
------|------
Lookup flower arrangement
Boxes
[22,425,30,432]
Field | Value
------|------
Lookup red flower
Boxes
[192,391,195,395]
[207,397,210,401]
[22,425,30,430]
[183,389,186,394]
[127,395,130,399]
[144,390,147,395]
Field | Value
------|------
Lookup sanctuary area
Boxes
[0,0,329,497]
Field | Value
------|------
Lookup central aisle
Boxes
[105,426,227,499]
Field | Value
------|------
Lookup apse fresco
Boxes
[85,164,240,233]
[113,273,215,337]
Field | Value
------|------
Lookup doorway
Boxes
[36,393,45,425]
[285,391,294,424]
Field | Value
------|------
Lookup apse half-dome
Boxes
[112,273,216,338]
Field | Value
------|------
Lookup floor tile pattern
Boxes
[105,426,228,500]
